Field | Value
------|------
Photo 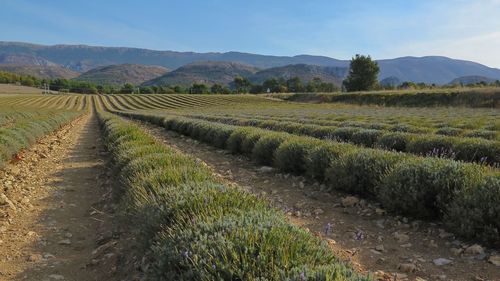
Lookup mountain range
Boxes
[1,41,500,85]
[74,64,169,85]
[0,64,79,79]
[449,75,497,85]
[143,61,258,86]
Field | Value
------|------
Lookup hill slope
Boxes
[0,64,79,79]
[2,41,500,84]
[74,64,169,85]
[449,75,497,85]
[249,64,346,85]
[377,56,500,84]
[143,61,258,86]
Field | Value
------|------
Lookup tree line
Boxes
[0,70,339,95]
[180,76,339,95]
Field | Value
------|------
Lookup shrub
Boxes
[326,149,404,196]
[274,137,322,174]
[150,211,361,280]
[378,158,485,218]
[445,174,500,246]
[452,138,500,164]
[435,127,463,136]
[189,122,211,140]
[327,127,361,142]
[351,129,383,147]
[464,130,497,140]
[227,127,262,155]
[407,135,455,157]
[240,129,264,156]
[305,143,354,181]
[252,132,288,165]
[227,128,252,154]
[210,125,235,148]
[375,132,414,152]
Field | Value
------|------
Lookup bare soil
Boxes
[136,120,500,281]
[0,113,141,281]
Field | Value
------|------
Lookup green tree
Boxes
[121,83,135,94]
[306,77,322,92]
[140,86,154,94]
[210,83,224,94]
[286,77,304,92]
[250,84,264,94]
[343,54,380,92]
[318,82,338,92]
[263,78,281,93]
[190,83,209,94]
[399,81,417,89]
[233,76,251,93]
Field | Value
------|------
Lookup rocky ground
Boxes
[0,113,142,281]
[136,120,500,281]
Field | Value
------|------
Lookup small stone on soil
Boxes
[393,232,409,243]
[433,258,452,266]
[341,196,359,207]
[464,244,484,255]
[57,239,71,245]
[398,262,417,273]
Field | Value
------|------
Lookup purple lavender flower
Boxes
[299,271,306,281]
[324,223,333,235]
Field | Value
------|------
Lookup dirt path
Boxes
[0,112,140,281]
[136,121,500,281]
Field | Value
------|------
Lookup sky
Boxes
[1,0,500,68]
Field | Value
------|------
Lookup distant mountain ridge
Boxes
[1,41,500,84]
[248,64,346,85]
[142,62,347,87]
[142,61,258,86]
[0,64,79,79]
[449,75,497,85]
[74,64,169,85]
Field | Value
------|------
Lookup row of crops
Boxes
[0,95,90,111]
[179,112,499,140]
[278,88,500,108]
[0,109,83,168]
[170,113,499,165]
[97,111,369,280]
[93,94,269,111]
[112,108,500,247]
[0,95,89,168]
[174,103,499,134]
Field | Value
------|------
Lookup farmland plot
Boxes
[1,93,499,281]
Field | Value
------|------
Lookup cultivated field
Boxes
[1,92,499,280]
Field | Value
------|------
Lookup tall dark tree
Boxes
[233,76,251,93]
[286,76,304,92]
[343,54,380,92]
[121,83,135,94]
[190,83,209,94]
[263,78,281,93]
[210,83,224,94]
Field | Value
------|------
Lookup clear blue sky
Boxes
[1,0,500,67]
